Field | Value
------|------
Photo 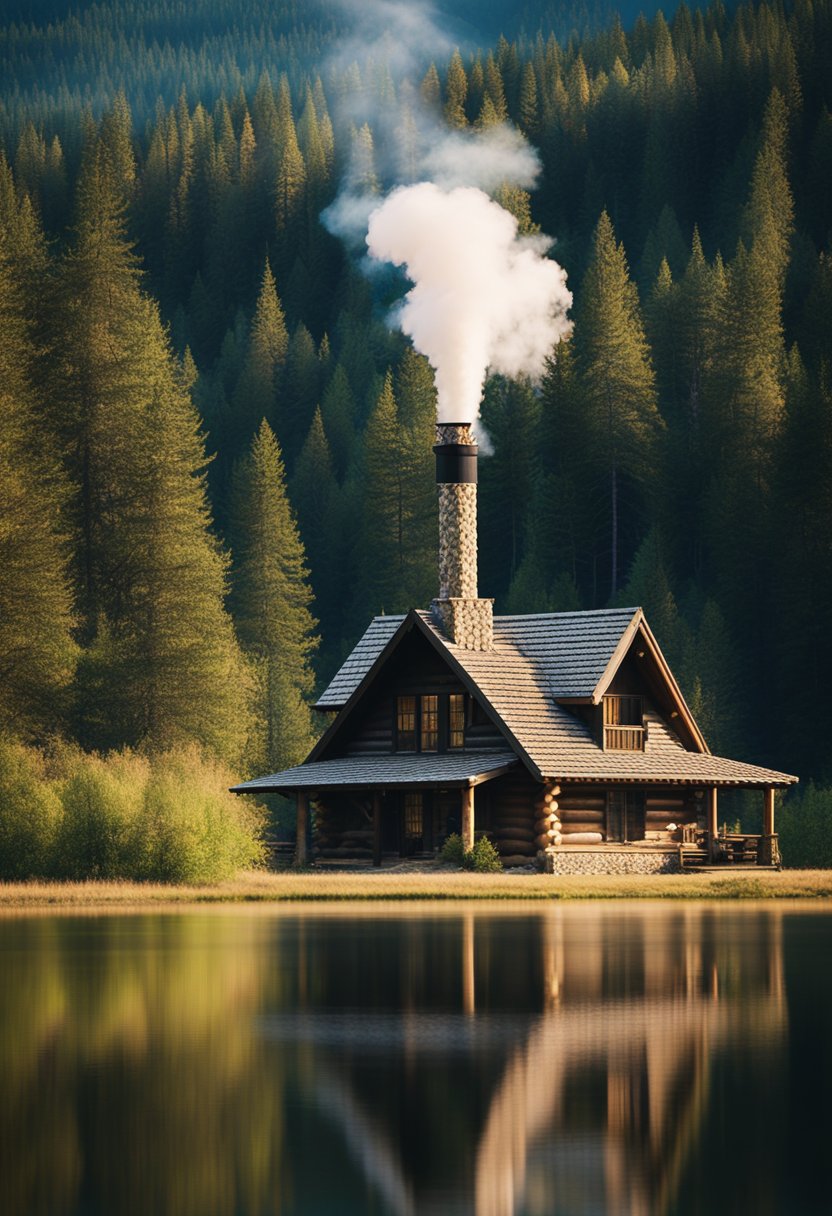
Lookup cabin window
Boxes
[449,694,465,749]
[403,793,423,841]
[396,693,467,752]
[421,695,439,752]
[603,695,645,751]
[397,696,417,751]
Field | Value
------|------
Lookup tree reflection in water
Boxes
[0,906,803,1216]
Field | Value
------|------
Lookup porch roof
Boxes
[230,750,519,794]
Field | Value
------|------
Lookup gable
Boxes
[309,613,534,772]
[594,616,706,753]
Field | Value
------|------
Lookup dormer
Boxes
[602,694,645,751]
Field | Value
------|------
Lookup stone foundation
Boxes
[431,597,494,651]
[542,848,681,876]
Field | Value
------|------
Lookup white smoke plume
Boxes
[320,0,573,424]
[366,183,572,423]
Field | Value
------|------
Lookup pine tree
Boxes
[0,247,76,737]
[291,407,343,646]
[395,348,438,607]
[50,146,252,761]
[231,420,318,772]
[444,50,468,129]
[576,212,663,598]
[355,372,405,618]
[321,362,357,477]
[233,260,288,447]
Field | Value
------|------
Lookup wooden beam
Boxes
[295,791,308,867]
[707,787,718,861]
[461,784,475,853]
[372,791,382,868]
[763,786,775,836]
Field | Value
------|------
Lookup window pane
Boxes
[404,793,423,838]
[397,696,417,751]
[421,695,439,752]
[449,694,465,749]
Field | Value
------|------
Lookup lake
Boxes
[0,903,830,1215]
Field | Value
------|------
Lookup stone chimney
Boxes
[430,423,494,650]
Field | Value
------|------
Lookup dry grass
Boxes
[1,867,831,911]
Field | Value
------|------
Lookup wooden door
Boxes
[606,790,645,841]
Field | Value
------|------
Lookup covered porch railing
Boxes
[685,785,781,868]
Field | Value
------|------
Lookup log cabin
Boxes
[232,423,797,872]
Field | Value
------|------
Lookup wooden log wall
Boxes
[557,786,699,840]
[558,787,607,836]
[644,792,696,836]
[488,771,552,866]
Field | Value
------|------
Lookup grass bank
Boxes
[1,868,831,910]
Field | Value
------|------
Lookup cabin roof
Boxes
[316,607,640,709]
[231,750,518,794]
[305,609,797,789]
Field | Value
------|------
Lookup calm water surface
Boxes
[0,903,830,1216]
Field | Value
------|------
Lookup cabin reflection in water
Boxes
[275,910,787,1216]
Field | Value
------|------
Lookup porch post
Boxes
[760,786,779,867]
[763,786,775,836]
[707,787,719,861]
[461,784,475,853]
[295,790,308,867]
[372,791,383,868]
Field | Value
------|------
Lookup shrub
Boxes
[54,749,148,879]
[0,736,62,879]
[6,741,267,885]
[439,832,464,865]
[134,747,265,883]
[779,783,832,868]
[463,836,503,873]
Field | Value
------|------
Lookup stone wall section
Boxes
[431,596,494,651]
[542,848,681,875]
[437,482,478,599]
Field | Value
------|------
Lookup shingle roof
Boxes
[316,608,638,708]
[231,750,518,794]
[315,609,798,789]
[317,615,404,708]
[495,608,640,698]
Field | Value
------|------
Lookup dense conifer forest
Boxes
[1,0,830,865]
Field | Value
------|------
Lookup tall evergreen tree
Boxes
[575,211,663,597]
[50,144,252,761]
[0,247,76,736]
[233,259,288,447]
[231,420,318,772]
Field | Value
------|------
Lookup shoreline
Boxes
[1,868,831,910]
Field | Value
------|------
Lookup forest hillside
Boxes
[0,0,830,863]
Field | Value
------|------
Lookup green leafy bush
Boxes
[0,736,62,879]
[463,836,503,873]
[779,784,832,868]
[0,740,265,884]
[134,748,265,883]
[439,832,464,865]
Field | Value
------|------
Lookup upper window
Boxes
[449,693,465,749]
[395,693,466,752]
[421,695,439,752]
[397,696,417,751]
[603,695,645,751]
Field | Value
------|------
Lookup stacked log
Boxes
[557,788,606,836]
[491,776,554,866]
[534,782,562,855]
